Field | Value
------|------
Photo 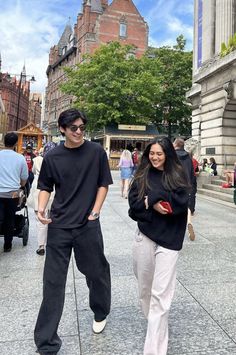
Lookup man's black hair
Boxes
[58,108,88,136]
[4,132,18,147]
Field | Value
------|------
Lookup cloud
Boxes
[144,0,193,50]
[0,0,193,94]
[0,0,79,93]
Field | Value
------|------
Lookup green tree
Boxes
[146,35,193,138]
[61,37,192,137]
[61,42,161,131]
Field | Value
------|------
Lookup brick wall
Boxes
[77,0,148,60]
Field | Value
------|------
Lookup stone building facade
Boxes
[187,0,236,173]
[44,0,149,137]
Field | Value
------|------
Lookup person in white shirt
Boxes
[27,143,56,255]
[0,132,28,252]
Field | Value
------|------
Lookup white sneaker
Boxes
[92,318,107,334]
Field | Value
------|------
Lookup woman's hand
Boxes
[144,196,148,209]
[153,201,168,214]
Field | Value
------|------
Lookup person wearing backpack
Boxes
[132,148,141,175]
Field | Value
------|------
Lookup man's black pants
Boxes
[0,197,18,248]
[34,219,111,354]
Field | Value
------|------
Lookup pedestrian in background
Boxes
[0,132,28,252]
[201,158,208,171]
[132,147,142,176]
[128,137,189,355]
[209,157,217,176]
[118,149,133,198]
[34,108,112,355]
[23,143,36,187]
[223,162,236,188]
[173,138,195,241]
[189,151,199,215]
[27,143,56,255]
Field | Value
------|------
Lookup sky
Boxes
[0,0,194,94]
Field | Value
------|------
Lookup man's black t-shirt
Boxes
[38,140,113,228]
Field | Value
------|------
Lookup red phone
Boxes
[160,201,173,214]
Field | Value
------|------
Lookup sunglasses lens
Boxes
[69,125,86,132]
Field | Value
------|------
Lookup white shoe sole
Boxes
[92,319,107,334]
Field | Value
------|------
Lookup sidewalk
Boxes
[1,171,236,354]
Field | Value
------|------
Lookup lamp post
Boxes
[15,72,35,130]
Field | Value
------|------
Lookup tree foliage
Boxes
[61,42,161,131]
[146,35,193,137]
[61,36,192,137]
[220,33,236,57]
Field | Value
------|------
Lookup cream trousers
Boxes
[133,229,179,355]
[34,212,48,247]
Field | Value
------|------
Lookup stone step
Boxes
[211,178,226,186]
[197,193,236,210]
[197,188,234,203]
[202,183,234,195]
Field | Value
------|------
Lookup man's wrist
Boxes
[90,211,100,219]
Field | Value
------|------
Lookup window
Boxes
[120,23,127,38]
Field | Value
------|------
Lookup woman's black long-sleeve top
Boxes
[128,168,189,251]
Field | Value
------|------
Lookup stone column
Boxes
[193,0,199,74]
[202,0,215,62]
[215,0,235,54]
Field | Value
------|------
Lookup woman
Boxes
[118,149,133,198]
[222,162,236,188]
[128,137,190,355]
[209,157,217,176]
[202,158,208,171]
[27,142,56,255]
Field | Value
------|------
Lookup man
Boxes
[132,148,140,175]
[0,132,28,252]
[34,108,113,355]
[23,143,36,188]
[173,137,195,241]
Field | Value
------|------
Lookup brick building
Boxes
[0,61,31,132]
[0,94,7,146]
[44,0,149,137]
[28,93,42,127]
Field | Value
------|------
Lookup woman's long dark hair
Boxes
[132,137,189,200]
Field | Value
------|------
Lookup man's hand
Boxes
[88,215,97,221]
[38,210,52,224]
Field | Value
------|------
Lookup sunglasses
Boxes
[68,124,86,132]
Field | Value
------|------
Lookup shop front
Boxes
[16,122,45,153]
[91,124,159,169]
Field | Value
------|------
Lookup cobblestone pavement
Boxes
[1,171,236,354]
